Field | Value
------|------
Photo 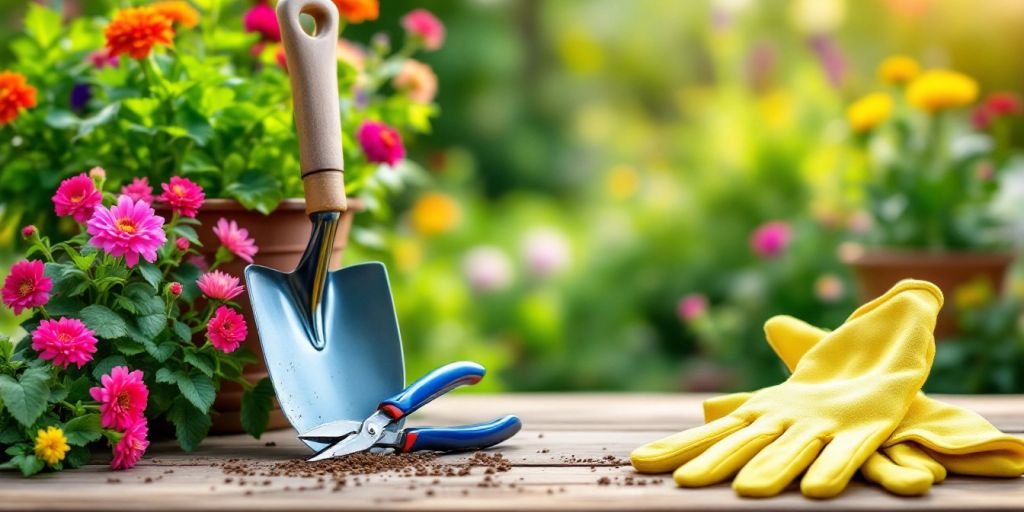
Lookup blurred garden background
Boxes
[3,0,1024,395]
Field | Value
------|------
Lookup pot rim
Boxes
[844,248,1017,266]
[157,197,365,213]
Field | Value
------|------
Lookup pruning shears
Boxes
[299,361,522,462]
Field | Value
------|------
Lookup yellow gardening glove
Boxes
[631,280,941,498]
[704,314,1024,496]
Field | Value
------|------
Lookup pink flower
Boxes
[1,260,52,315]
[88,49,119,69]
[213,218,258,264]
[337,39,366,72]
[53,173,103,223]
[87,196,167,268]
[21,225,36,239]
[393,60,437,104]
[358,121,405,166]
[677,294,708,321]
[462,246,513,293]
[168,282,183,296]
[815,274,844,303]
[89,166,106,181]
[207,306,247,353]
[175,237,190,252]
[158,176,205,218]
[120,177,154,204]
[196,270,244,301]
[521,228,570,278]
[111,419,149,470]
[750,221,792,259]
[401,9,445,51]
[31,317,97,369]
[89,366,148,431]
[243,1,280,42]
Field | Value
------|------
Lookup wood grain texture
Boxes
[1,393,1022,510]
[278,0,346,214]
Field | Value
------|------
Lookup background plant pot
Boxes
[156,198,362,434]
[843,249,1015,337]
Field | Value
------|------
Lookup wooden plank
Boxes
[0,394,1022,511]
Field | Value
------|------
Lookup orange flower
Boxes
[410,192,461,236]
[332,0,379,23]
[151,1,199,29]
[104,7,175,59]
[0,71,37,125]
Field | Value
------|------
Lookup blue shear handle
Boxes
[401,415,522,453]
[379,361,486,419]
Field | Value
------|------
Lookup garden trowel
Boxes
[245,0,404,449]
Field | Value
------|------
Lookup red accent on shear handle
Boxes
[401,431,419,453]
[380,404,404,420]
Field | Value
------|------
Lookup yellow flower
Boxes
[34,426,70,466]
[393,238,423,273]
[878,55,920,85]
[906,70,979,113]
[846,93,893,133]
[606,165,639,200]
[410,192,461,236]
[954,278,993,311]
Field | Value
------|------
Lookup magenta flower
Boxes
[158,176,205,218]
[207,306,247,353]
[196,270,245,301]
[31,317,97,369]
[750,221,792,259]
[21,225,36,239]
[677,294,709,322]
[120,177,154,204]
[401,9,445,51]
[87,196,167,268]
[1,260,52,315]
[168,282,183,296]
[358,121,405,166]
[88,49,119,69]
[111,419,149,470]
[243,1,280,42]
[89,366,148,431]
[175,237,190,252]
[53,173,103,223]
[213,218,259,264]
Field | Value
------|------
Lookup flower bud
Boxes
[89,166,106,181]
[168,282,183,296]
[176,237,190,252]
[21,225,37,239]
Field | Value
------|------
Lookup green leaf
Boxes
[44,296,86,317]
[174,371,215,414]
[172,225,201,246]
[65,445,90,469]
[166,399,210,452]
[24,4,61,48]
[142,338,176,363]
[0,422,21,444]
[63,414,101,446]
[138,262,163,291]
[172,321,192,343]
[170,263,203,303]
[183,351,214,378]
[225,171,283,215]
[241,378,274,439]
[0,367,50,427]
[91,355,128,381]
[112,337,146,356]
[0,337,12,363]
[121,98,160,127]
[18,454,45,477]
[176,103,213,144]
[75,102,120,140]
[45,110,79,129]
[78,305,127,340]
[155,368,176,385]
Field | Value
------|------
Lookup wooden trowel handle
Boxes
[278,0,347,214]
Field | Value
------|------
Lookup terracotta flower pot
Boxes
[843,249,1015,337]
[156,198,362,434]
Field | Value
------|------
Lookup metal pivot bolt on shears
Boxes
[299,361,522,462]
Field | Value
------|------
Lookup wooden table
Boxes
[3,394,1023,510]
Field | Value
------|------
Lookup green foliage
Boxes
[0,367,50,427]
[241,377,274,439]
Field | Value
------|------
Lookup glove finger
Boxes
[763,315,829,373]
[702,392,752,423]
[885,443,946,483]
[631,415,748,474]
[930,449,1024,478]
[732,425,826,497]
[801,429,887,499]
[674,418,784,487]
[862,451,934,496]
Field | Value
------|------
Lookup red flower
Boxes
[53,173,103,223]
[31,317,98,369]
[89,366,149,430]
[985,92,1021,116]
[1,260,51,315]
[358,121,405,166]
[207,306,247,353]
[168,281,183,296]
[104,7,175,60]
[175,237,190,252]
[401,9,445,51]
[111,419,149,470]
[0,71,37,125]
[158,176,205,218]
